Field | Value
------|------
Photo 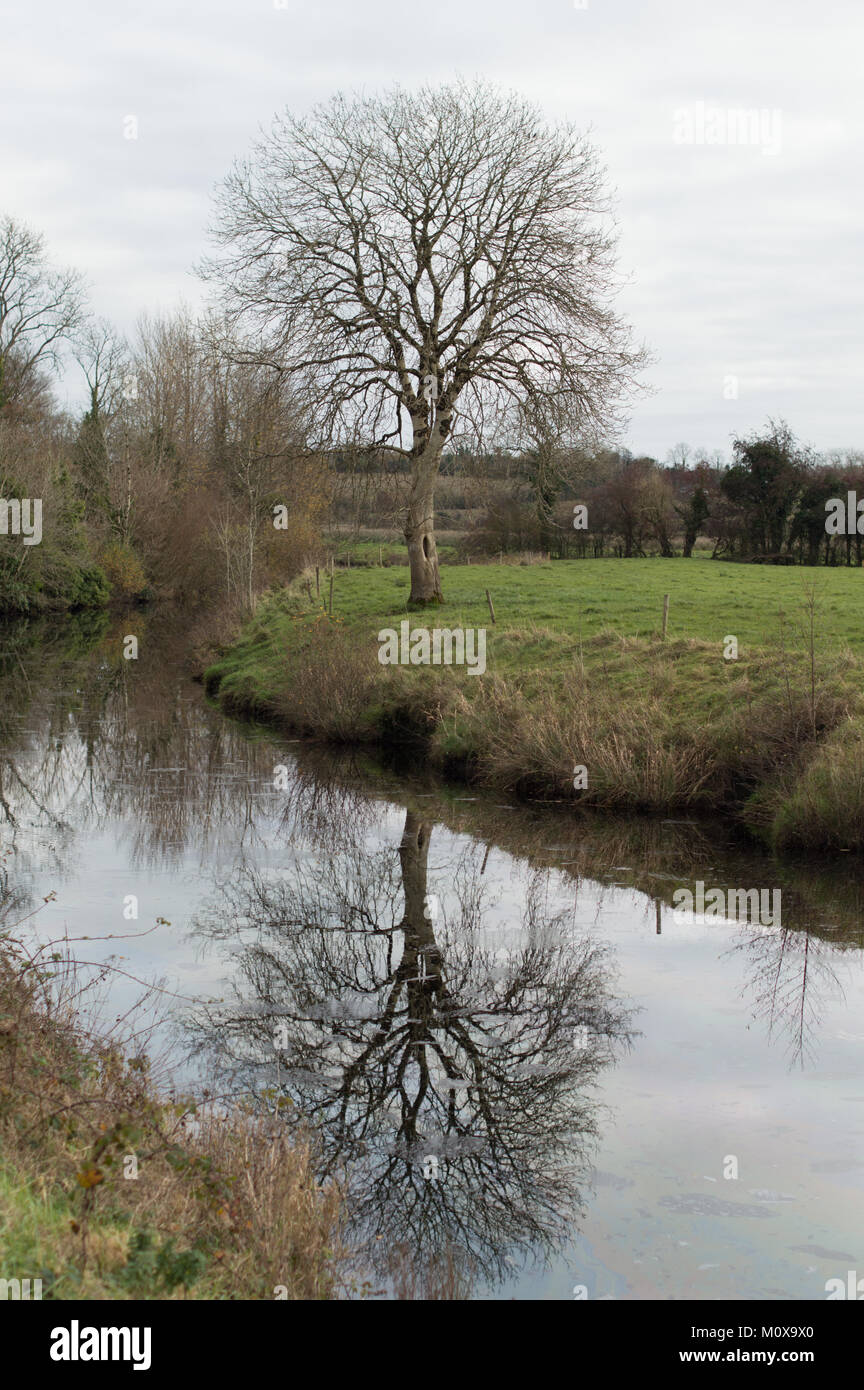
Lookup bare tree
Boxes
[206,347,308,611]
[513,393,594,554]
[205,80,647,603]
[0,216,86,410]
[72,319,130,519]
[74,318,129,419]
[666,441,691,470]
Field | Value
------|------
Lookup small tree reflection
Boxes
[726,923,843,1068]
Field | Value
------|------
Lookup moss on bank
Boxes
[203,562,864,855]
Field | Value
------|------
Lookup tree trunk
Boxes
[398,811,442,996]
[404,455,443,606]
[537,498,556,556]
[399,811,434,947]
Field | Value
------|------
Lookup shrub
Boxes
[98,544,148,600]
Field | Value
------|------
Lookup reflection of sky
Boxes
[4,707,864,1300]
[485,880,864,1301]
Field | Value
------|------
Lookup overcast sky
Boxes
[3,0,861,459]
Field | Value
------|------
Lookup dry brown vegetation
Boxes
[0,923,344,1300]
[205,579,864,854]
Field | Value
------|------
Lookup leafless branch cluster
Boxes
[205,80,646,458]
[0,215,86,409]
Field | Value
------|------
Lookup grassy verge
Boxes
[0,926,345,1300]
[203,557,864,855]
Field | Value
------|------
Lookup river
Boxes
[1,610,863,1300]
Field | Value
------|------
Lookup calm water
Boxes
[1,611,863,1300]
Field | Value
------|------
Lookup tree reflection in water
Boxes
[725,923,843,1069]
[189,792,634,1292]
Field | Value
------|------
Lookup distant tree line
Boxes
[3,202,858,626]
[459,422,864,565]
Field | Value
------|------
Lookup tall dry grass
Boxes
[0,926,344,1299]
[433,678,717,809]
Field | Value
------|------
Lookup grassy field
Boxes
[321,555,862,654]
[327,534,459,567]
[204,557,864,855]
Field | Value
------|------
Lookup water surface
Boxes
[1,613,862,1300]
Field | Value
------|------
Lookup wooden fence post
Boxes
[662,593,670,640]
[485,589,496,624]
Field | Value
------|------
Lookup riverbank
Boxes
[0,928,344,1300]
[203,558,864,855]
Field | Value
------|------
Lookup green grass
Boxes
[320,555,862,656]
[204,557,864,855]
[233,556,860,721]
[0,1161,138,1300]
